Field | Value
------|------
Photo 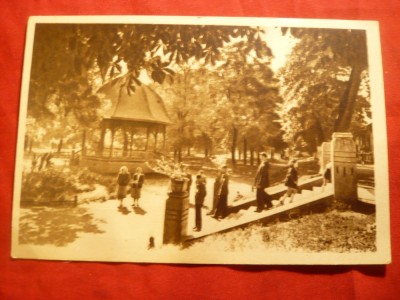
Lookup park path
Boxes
[15,176,255,262]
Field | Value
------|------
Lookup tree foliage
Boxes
[278,28,371,152]
[153,40,283,162]
[214,44,284,162]
[26,23,273,152]
[28,23,270,121]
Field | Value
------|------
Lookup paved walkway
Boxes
[14,172,374,262]
[14,176,255,262]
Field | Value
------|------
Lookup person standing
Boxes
[253,152,270,212]
[207,169,222,216]
[31,153,38,172]
[38,152,48,171]
[280,159,299,204]
[45,152,53,168]
[116,166,130,206]
[131,167,145,207]
[193,172,207,231]
[322,162,332,192]
[213,166,229,220]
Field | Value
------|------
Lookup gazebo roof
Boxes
[98,76,172,125]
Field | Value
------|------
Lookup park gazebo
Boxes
[80,77,172,174]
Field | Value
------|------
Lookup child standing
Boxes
[280,159,299,205]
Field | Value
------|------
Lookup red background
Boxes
[1,1,399,299]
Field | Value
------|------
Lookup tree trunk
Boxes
[57,138,63,153]
[250,149,254,166]
[204,138,208,158]
[231,126,238,165]
[334,63,363,132]
[203,133,210,158]
[257,151,261,165]
[178,148,182,162]
[81,130,87,156]
[24,134,29,151]
[187,146,190,156]
[29,139,34,154]
[314,116,326,144]
[243,138,247,165]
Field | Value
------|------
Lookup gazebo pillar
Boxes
[123,127,129,157]
[97,126,106,156]
[109,128,115,157]
[129,131,134,157]
[145,126,150,151]
[154,131,158,151]
[163,126,166,150]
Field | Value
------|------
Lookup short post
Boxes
[331,132,358,205]
[163,178,189,245]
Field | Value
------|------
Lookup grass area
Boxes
[188,210,376,253]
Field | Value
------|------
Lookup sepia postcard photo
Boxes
[11,16,391,265]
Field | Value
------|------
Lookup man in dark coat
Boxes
[207,169,222,216]
[213,166,229,219]
[193,172,207,231]
[253,152,270,212]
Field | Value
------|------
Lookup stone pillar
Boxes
[331,132,358,203]
[163,179,189,245]
[319,141,331,173]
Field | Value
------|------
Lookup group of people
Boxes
[193,165,230,232]
[116,166,145,207]
[194,153,302,232]
[115,153,302,233]
[30,152,53,172]
[254,152,300,209]
[193,152,300,232]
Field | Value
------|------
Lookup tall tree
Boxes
[209,42,281,164]
[281,28,369,132]
[278,28,371,152]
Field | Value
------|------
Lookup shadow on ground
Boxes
[133,206,147,215]
[19,206,105,247]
